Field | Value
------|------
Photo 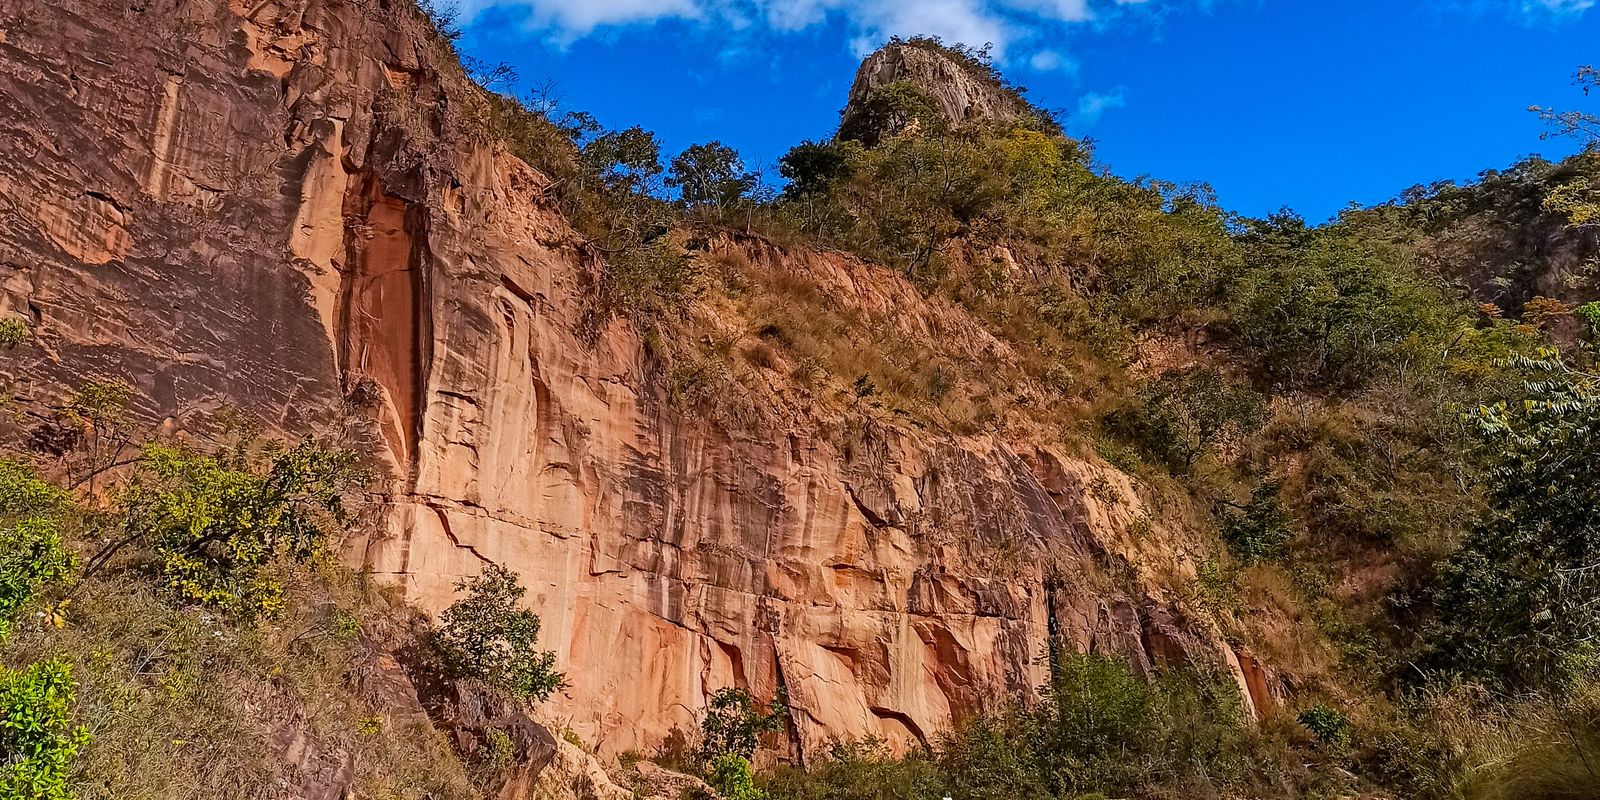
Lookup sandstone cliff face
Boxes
[0,0,1266,766]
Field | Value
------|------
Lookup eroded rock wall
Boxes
[0,0,1250,763]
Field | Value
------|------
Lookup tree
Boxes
[101,440,361,618]
[1531,65,1600,144]
[668,141,755,211]
[435,565,564,701]
[778,140,858,197]
[1106,367,1264,473]
[1229,214,1443,389]
[696,686,788,765]
[1531,67,1600,226]
[1428,350,1600,690]
[581,125,664,196]
[1220,482,1292,565]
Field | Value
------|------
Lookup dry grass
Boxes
[3,561,477,800]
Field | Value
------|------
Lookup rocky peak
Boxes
[839,39,1041,143]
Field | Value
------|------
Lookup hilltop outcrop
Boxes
[839,40,1043,143]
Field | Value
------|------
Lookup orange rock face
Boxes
[0,0,1257,763]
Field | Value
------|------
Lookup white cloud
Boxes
[1522,0,1595,16]
[1433,0,1596,20]
[460,0,1152,62]
[1074,89,1125,126]
[1029,49,1077,73]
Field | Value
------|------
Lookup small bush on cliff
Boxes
[97,441,361,619]
[1298,704,1351,746]
[837,81,942,146]
[0,658,89,800]
[696,687,789,766]
[1106,367,1265,474]
[434,565,564,702]
[0,319,29,350]
[1221,482,1294,565]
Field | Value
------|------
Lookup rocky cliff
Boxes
[840,40,1040,142]
[0,0,1268,764]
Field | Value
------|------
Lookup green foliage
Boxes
[1428,351,1600,691]
[763,739,948,800]
[1107,367,1264,473]
[0,320,29,351]
[63,382,132,432]
[777,140,858,198]
[0,658,89,800]
[1221,482,1293,565]
[478,96,691,320]
[434,565,564,701]
[838,81,942,146]
[696,687,788,765]
[0,462,76,639]
[113,441,360,618]
[668,141,756,210]
[1297,704,1351,746]
[922,652,1291,800]
[1030,652,1157,795]
[1577,301,1600,341]
[707,753,765,800]
[580,124,664,195]
[937,712,1049,800]
[1230,211,1446,389]
[329,609,361,640]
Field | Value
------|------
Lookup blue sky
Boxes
[455,0,1600,221]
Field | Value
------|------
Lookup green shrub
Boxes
[1032,652,1156,795]
[1298,704,1351,746]
[1229,212,1445,389]
[707,753,764,800]
[0,658,89,800]
[1107,367,1264,474]
[1221,482,1293,565]
[764,739,948,800]
[837,81,941,145]
[937,712,1049,800]
[0,462,76,639]
[0,320,29,350]
[107,441,360,618]
[434,565,564,701]
[696,687,788,765]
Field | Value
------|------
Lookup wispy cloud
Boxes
[1028,49,1078,74]
[458,0,1156,60]
[1433,0,1596,21]
[1523,0,1596,17]
[1074,89,1125,126]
